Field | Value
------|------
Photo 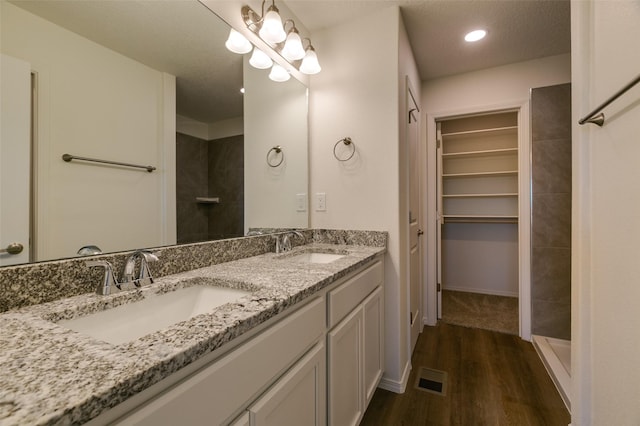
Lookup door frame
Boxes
[423,99,531,341]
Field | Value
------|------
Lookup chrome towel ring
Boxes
[333,137,356,161]
[267,145,284,167]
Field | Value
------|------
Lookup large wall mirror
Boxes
[0,0,309,267]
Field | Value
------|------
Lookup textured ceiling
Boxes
[285,0,571,80]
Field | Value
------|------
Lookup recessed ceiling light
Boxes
[465,29,487,42]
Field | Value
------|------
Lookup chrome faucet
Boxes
[122,249,159,287]
[86,260,120,295]
[280,231,305,253]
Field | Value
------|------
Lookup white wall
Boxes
[243,56,308,231]
[176,115,243,141]
[1,2,176,260]
[421,53,571,325]
[309,6,414,391]
[571,1,640,424]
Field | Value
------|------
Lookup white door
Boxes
[435,122,443,319]
[408,82,422,353]
[0,54,31,265]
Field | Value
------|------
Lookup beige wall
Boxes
[243,56,309,231]
[309,5,416,392]
[1,2,175,260]
[571,1,640,424]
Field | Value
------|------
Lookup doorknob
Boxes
[417,229,424,236]
[0,242,23,255]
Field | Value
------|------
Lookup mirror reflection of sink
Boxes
[57,285,250,345]
[285,252,346,264]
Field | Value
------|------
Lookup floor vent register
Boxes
[414,367,447,396]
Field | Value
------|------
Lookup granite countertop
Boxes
[0,243,385,425]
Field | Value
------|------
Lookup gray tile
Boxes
[532,300,571,340]
[531,83,572,141]
[532,138,572,194]
[531,247,571,304]
[532,193,571,248]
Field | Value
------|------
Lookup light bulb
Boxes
[299,47,321,75]
[225,28,252,54]
[249,47,273,69]
[259,6,286,44]
[464,29,487,42]
[269,64,290,82]
[281,29,305,61]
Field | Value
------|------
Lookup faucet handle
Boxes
[86,260,120,295]
[137,250,159,285]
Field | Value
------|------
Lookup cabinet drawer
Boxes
[328,260,382,328]
[116,297,325,425]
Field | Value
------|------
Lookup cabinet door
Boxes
[363,286,384,405]
[249,342,326,426]
[328,306,363,426]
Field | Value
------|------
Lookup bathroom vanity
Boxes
[0,235,385,425]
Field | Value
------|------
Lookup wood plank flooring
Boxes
[361,323,570,426]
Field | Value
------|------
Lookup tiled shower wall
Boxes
[530,83,572,340]
[176,133,244,244]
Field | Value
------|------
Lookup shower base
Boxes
[532,335,571,412]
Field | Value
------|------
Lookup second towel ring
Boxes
[333,137,356,161]
[267,145,284,167]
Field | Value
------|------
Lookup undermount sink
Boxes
[280,249,347,263]
[57,285,250,345]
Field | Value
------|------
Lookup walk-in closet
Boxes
[437,111,520,334]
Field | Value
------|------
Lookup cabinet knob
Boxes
[417,229,424,236]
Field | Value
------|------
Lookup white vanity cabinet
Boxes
[327,260,384,426]
[92,255,384,426]
[112,297,326,426]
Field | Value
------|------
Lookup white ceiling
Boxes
[285,0,571,80]
[11,0,570,123]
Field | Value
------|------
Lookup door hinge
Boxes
[410,311,414,325]
[437,283,441,292]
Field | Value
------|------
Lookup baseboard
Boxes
[378,360,411,394]
[443,285,518,298]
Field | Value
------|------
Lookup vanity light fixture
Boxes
[225,28,252,54]
[281,23,306,61]
[235,0,321,78]
[258,1,287,43]
[249,47,273,69]
[299,39,321,75]
[269,64,291,82]
[464,29,487,42]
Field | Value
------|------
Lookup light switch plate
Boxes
[315,193,326,211]
[296,193,307,212]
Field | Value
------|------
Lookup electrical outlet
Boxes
[315,192,326,211]
[296,193,307,212]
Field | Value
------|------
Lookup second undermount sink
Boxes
[57,285,250,345]
[287,252,346,263]
[279,247,348,264]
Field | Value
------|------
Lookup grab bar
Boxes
[579,74,640,126]
[62,153,156,172]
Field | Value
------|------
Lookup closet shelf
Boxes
[442,148,518,158]
[443,193,518,198]
[443,215,519,224]
[440,125,517,138]
[443,170,518,178]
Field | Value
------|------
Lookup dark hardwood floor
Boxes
[361,323,570,426]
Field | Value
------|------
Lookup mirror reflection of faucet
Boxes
[275,231,305,254]
[86,249,159,295]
